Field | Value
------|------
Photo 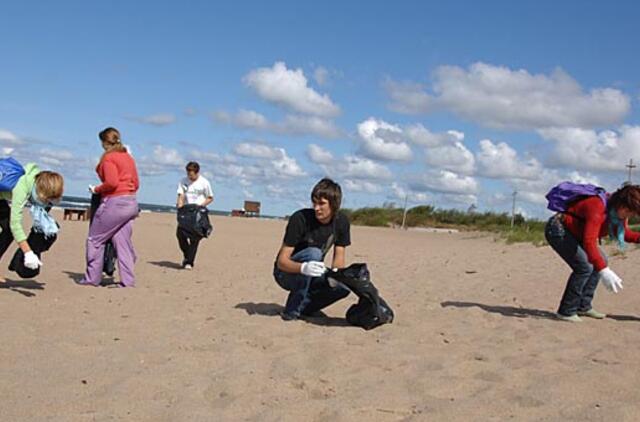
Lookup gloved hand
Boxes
[88,185,97,194]
[24,251,43,270]
[599,267,623,293]
[300,261,326,277]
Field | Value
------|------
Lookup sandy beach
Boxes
[2,211,640,421]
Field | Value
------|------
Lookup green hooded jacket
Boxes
[0,163,41,243]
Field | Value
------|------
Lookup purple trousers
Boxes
[81,195,139,286]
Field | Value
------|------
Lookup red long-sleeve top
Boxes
[563,196,640,271]
[94,151,139,197]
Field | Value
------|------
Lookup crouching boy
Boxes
[273,178,351,321]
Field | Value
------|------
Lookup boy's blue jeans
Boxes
[545,215,607,316]
[273,247,350,319]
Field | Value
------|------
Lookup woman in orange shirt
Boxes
[78,127,140,287]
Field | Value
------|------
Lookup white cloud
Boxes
[405,124,464,147]
[0,129,23,145]
[386,62,630,130]
[306,144,334,164]
[131,113,176,126]
[410,170,479,195]
[230,141,306,179]
[313,154,393,181]
[313,66,330,86]
[384,79,432,114]
[390,182,430,203]
[476,139,542,180]
[344,179,382,194]
[234,142,281,159]
[540,125,640,172]
[357,117,412,162]
[425,141,475,175]
[213,109,342,139]
[243,61,340,117]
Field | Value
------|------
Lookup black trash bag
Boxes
[327,263,394,330]
[90,193,117,276]
[177,204,213,238]
[8,229,57,279]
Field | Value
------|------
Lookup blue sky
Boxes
[2,1,640,217]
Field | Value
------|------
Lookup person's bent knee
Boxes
[574,262,594,275]
[296,247,323,262]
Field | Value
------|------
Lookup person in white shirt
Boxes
[176,161,213,269]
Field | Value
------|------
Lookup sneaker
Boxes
[184,264,193,270]
[280,311,298,321]
[578,309,606,319]
[556,313,582,322]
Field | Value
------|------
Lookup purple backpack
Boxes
[546,182,607,212]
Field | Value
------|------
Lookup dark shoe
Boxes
[280,311,298,321]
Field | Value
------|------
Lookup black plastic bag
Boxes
[328,263,394,330]
[90,193,117,276]
[177,204,213,238]
[8,229,57,279]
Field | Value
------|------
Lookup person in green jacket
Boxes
[0,164,64,271]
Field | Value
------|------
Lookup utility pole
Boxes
[401,194,409,230]
[626,159,636,184]
[510,190,517,229]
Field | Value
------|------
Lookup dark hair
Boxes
[186,161,200,173]
[608,184,640,214]
[311,178,342,212]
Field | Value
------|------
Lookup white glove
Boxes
[599,267,623,293]
[300,261,326,277]
[24,251,43,270]
[88,185,97,194]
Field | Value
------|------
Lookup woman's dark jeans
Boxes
[545,215,607,316]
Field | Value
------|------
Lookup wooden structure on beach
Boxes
[231,200,261,218]
[63,208,89,221]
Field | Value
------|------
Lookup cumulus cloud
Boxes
[405,124,464,147]
[410,170,479,195]
[306,144,334,164]
[230,141,306,178]
[344,179,383,194]
[313,66,330,86]
[476,139,542,180]
[0,129,23,145]
[213,109,342,139]
[384,79,432,114]
[234,142,282,159]
[539,125,640,172]
[425,141,475,175]
[130,113,177,126]
[312,153,392,181]
[137,145,185,176]
[357,118,413,162]
[243,62,340,117]
[386,62,630,130]
[390,182,430,203]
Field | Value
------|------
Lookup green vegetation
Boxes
[341,205,547,245]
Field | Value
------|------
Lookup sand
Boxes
[2,211,640,421]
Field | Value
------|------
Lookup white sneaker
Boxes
[184,264,193,270]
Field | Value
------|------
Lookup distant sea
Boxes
[58,196,281,219]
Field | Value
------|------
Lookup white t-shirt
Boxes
[177,175,213,206]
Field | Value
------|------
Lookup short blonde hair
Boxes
[35,171,64,201]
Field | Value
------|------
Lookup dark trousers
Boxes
[0,201,13,259]
[545,216,606,316]
[273,247,350,318]
[176,227,202,266]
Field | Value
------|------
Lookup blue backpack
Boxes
[545,181,607,213]
[0,158,25,192]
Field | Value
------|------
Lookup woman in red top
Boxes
[78,127,140,287]
[545,184,640,322]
